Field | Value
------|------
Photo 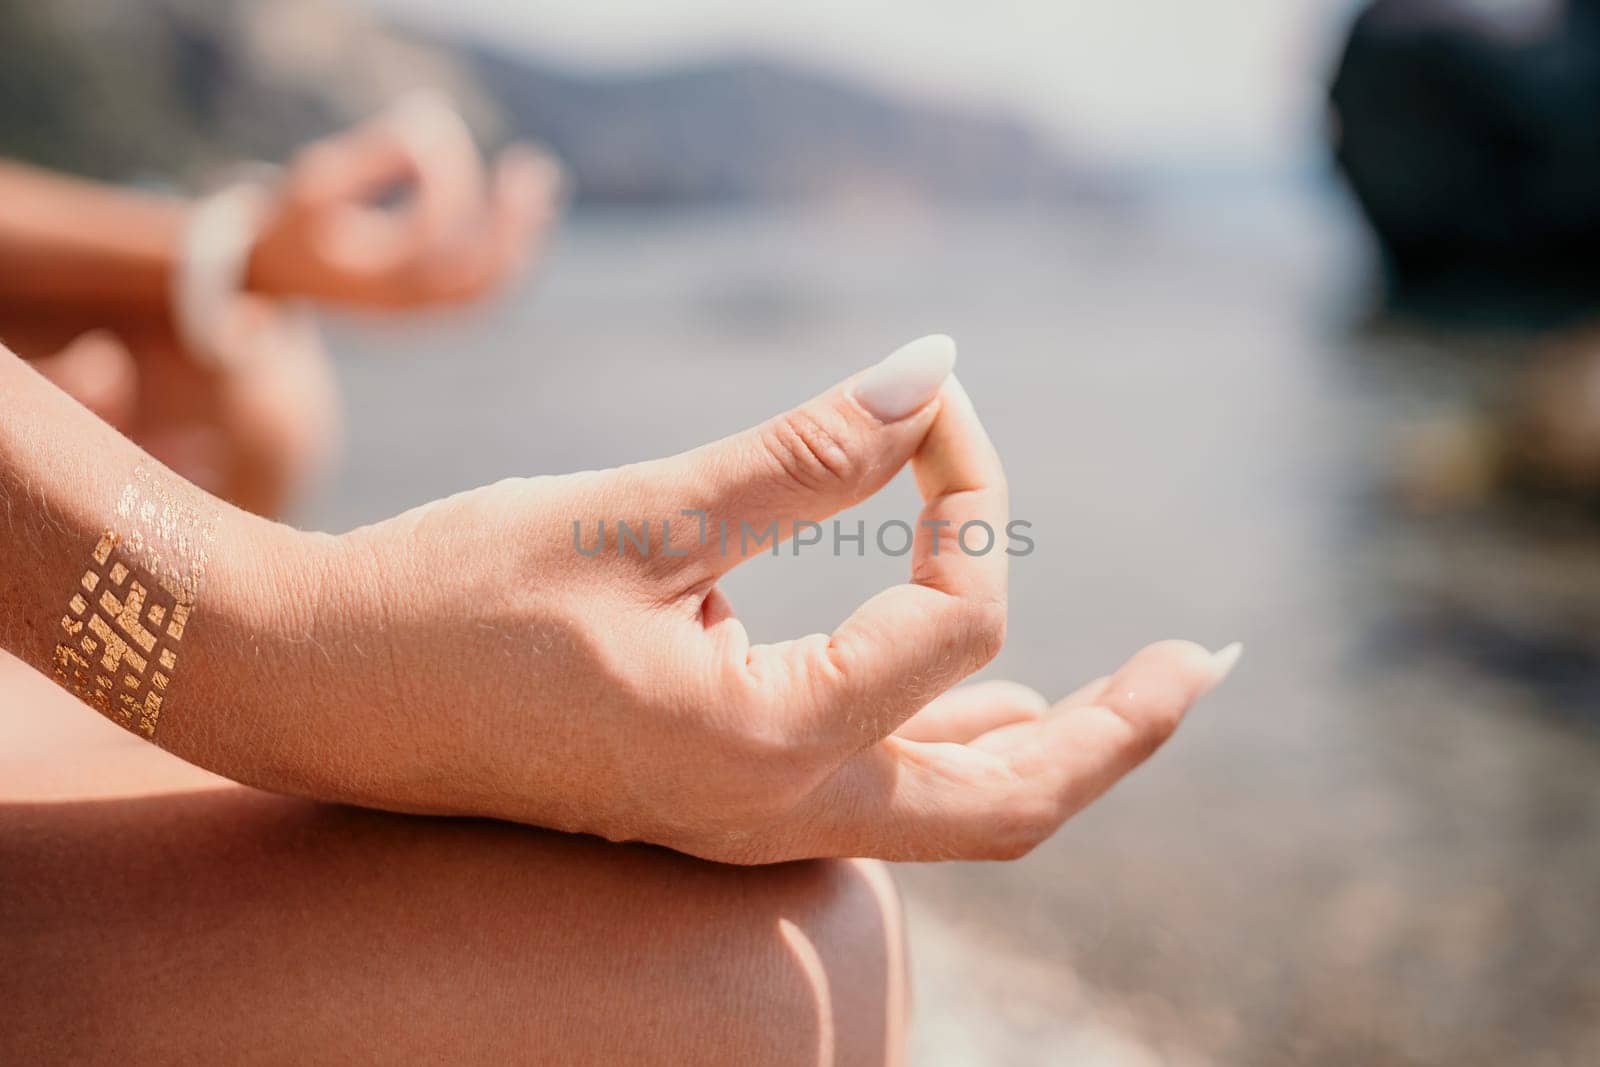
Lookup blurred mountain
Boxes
[0,0,1086,204]
[457,43,1083,204]
[0,0,495,186]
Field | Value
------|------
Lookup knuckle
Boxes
[1140,702,1186,749]
[963,596,1008,668]
[815,627,862,687]
[1102,695,1183,759]
[762,408,858,492]
[982,796,1057,860]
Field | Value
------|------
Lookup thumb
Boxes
[663,334,957,578]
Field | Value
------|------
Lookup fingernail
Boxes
[1206,642,1244,692]
[390,87,454,125]
[505,144,562,184]
[852,334,957,422]
[501,145,569,207]
[388,89,469,151]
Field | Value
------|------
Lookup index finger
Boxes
[288,93,485,260]
[290,110,418,208]
[385,91,487,253]
[771,375,1010,752]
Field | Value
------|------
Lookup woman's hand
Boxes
[245,93,560,310]
[169,336,1237,863]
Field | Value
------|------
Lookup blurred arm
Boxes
[0,160,184,314]
[0,96,557,323]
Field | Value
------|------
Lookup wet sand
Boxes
[312,189,1600,1065]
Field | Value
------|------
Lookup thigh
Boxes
[0,659,907,1066]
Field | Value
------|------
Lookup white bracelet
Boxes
[171,183,270,370]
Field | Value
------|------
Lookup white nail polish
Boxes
[388,89,469,154]
[1208,642,1244,690]
[852,334,957,422]
[389,87,455,126]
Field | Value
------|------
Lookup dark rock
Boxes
[1330,0,1600,319]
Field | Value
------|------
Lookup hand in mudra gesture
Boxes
[159,336,1239,863]
[247,92,560,310]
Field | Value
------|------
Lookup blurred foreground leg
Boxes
[0,659,907,1066]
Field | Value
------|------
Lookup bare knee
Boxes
[524,848,910,1066]
[780,858,910,1067]
[718,857,909,1067]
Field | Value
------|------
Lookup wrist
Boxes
[150,509,336,784]
[171,184,272,367]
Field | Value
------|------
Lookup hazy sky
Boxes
[359,0,1364,170]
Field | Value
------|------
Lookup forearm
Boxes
[0,347,314,750]
[0,161,184,315]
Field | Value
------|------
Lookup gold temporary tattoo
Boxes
[51,466,217,739]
